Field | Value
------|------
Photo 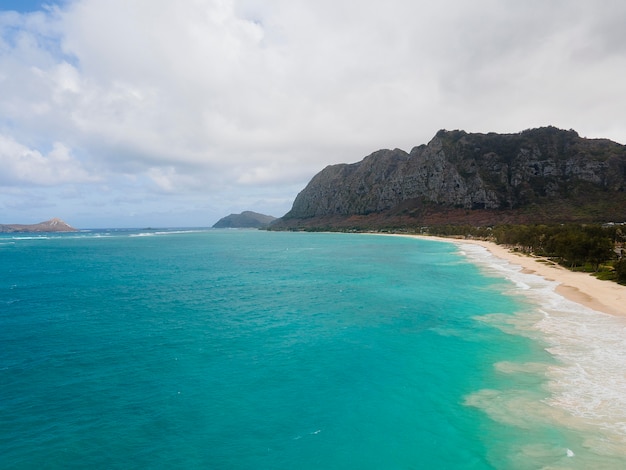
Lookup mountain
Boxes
[213,211,277,228]
[0,218,78,233]
[273,127,626,230]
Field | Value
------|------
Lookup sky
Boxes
[1,0,626,228]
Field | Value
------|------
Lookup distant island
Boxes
[0,218,78,233]
[213,211,277,229]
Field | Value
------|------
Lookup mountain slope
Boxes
[0,218,78,233]
[274,127,626,229]
[213,211,276,228]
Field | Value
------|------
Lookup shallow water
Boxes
[460,242,626,468]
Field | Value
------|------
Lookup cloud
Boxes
[0,134,96,185]
[1,0,626,226]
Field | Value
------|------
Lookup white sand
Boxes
[418,235,626,317]
[390,233,626,462]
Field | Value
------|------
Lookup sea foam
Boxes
[459,242,626,460]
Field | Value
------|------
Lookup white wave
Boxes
[10,236,50,240]
[458,242,626,453]
[129,229,207,237]
[154,229,207,235]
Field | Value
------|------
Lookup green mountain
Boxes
[213,211,277,228]
[273,127,626,230]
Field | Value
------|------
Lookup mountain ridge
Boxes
[273,127,626,229]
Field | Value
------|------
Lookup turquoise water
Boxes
[1,230,625,468]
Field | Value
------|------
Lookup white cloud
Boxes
[1,0,626,226]
[0,134,96,185]
[147,167,177,192]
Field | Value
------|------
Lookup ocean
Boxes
[1,229,625,469]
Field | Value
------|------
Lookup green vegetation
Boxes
[426,223,626,284]
[271,220,626,285]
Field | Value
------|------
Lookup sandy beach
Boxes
[417,235,626,317]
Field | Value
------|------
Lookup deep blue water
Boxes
[1,229,624,468]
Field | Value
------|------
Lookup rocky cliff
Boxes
[0,218,78,233]
[275,127,626,229]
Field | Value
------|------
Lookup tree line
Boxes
[425,223,626,284]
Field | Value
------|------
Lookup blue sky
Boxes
[1,1,42,12]
[1,0,626,228]
[1,1,60,13]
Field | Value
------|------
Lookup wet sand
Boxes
[420,236,626,317]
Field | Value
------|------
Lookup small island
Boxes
[213,211,276,229]
[0,218,78,233]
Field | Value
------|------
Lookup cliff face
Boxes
[277,127,626,228]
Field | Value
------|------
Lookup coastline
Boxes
[376,231,626,462]
[417,235,626,317]
[370,231,626,317]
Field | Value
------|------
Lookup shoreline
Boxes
[414,235,626,317]
[379,232,626,462]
